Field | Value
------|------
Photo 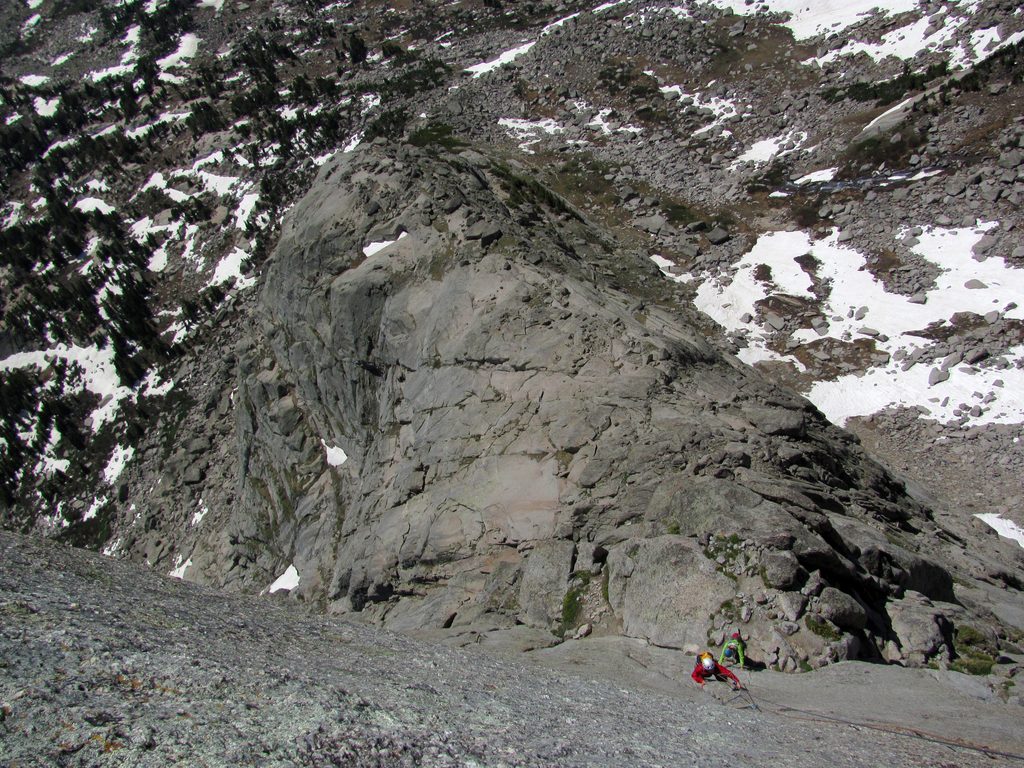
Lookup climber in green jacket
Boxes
[719,631,746,668]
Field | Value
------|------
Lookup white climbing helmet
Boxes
[701,655,715,672]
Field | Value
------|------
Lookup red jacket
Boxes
[692,659,741,687]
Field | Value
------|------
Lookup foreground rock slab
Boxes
[1,531,1018,767]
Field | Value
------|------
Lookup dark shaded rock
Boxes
[706,226,730,245]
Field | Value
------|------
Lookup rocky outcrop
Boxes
[170,139,1006,669]
[7,529,1020,768]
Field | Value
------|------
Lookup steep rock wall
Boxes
[190,141,978,668]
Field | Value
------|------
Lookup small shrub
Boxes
[492,163,581,221]
[951,624,997,675]
[805,615,842,642]
[951,656,994,676]
[364,107,408,141]
[662,200,695,225]
[408,122,464,150]
[821,62,949,105]
[955,625,990,650]
[716,598,737,622]
[560,573,591,637]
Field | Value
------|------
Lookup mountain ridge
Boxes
[1,0,1023,712]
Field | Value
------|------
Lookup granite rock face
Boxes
[6,530,1017,768]
[174,141,986,668]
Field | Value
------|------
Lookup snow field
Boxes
[670,221,1024,428]
[0,345,134,432]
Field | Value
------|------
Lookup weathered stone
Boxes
[742,406,805,437]
[607,537,735,651]
[778,592,808,622]
[634,213,669,234]
[518,540,575,631]
[816,587,867,631]
[465,220,503,246]
[706,227,730,245]
[886,591,956,666]
[761,551,807,590]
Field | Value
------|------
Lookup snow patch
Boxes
[126,110,191,139]
[268,564,300,593]
[22,14,42,34]
[209,246,255,289]
[660,85,746,135]
[83,496,107,522]
[951,28,1024,70]
[465,41,536,77]
[795,168,838,185]
[731,131,808,167]
[650,254,693,284]
[810,14,963,66]
[235,192,260,230]
[88,25,142,82]
[704,0,919,41]
[321,439,349,467]
[694,230,815,364]
[861,96,915,136]
[37,424,70,476]
[142,368,175,397]
[169,555,192,579]
[343,131,364,153]
[593,0,631,13]
[75,197,115,215]
[498,117,564,153]
[191,498,210,528]
[157,33,200,70]
[0,344,133,431]
[974,514,1024,549]
[543,12,581,33]
[686,221,1024,427]
[2,202,24,230]
[33,96,60,117]
[362,231,408,258]
[103,444,135,484]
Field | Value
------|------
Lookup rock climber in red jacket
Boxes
[692,651,743,690]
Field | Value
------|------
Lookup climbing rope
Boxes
[626,652,1023,761]
[741,679,1024,763]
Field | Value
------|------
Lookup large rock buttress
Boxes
[187,142,982,667]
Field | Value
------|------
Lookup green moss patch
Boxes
[805,615,842,642]
[560,573,591,638]
[951,624,997,676]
